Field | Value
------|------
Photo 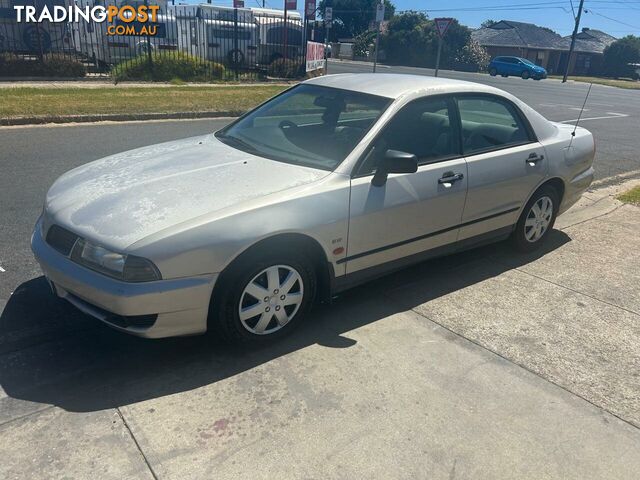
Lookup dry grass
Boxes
[0,85,287,119]
[617,185,640,205]
[549,75,640,90]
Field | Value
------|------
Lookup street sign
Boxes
[435,17,453,38]
[325,7,332,22]
[375,1,385,23]
[305,0,316,20]
[285,0,297,9]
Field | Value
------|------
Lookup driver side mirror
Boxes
[371,149,418,187]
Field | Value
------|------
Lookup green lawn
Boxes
[548,75,640,89]
[617,185,640,206]
[0,85,288,119]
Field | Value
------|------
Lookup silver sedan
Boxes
[32,74,595,343]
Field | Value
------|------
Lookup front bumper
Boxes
[31,218,218,338]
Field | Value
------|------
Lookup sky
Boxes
[181,0,640,38]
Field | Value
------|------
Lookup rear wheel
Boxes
[489,67,497,76]
[521,70,530,79]
[511,185,559,252]
[209,250,316,344]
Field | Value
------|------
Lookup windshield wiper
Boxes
[217,133,257,153]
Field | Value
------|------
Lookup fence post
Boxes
[233,8,239,80]
[144,0,154,77]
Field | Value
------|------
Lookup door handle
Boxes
[438,172,464,187]
[526,153,544,166]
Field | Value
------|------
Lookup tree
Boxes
[383,12,471,69]
[455,39,490,71]
[481,19,498,28]
[602,35,640,79]
[318,0,395,40]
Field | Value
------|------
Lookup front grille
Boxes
[46,225,79,256]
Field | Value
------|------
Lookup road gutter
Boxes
[1,110,245,127]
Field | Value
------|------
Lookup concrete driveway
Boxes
[1,178,639,479]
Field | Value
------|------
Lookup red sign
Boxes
[306,41,324,72]
[434,18,453,38]
[285,0,297,9]
[233,0,244,7]
[305,0,316,20]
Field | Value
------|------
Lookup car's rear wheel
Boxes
[209,250,316,344]
[489,67,497,76]
[521,70,530,79]
[512,185,559,252]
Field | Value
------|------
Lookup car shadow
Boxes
[0,230,571,413]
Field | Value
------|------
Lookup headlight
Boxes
[71,239,161,282]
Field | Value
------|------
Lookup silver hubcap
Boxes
[524,195,553,243]
[238,265,304,335]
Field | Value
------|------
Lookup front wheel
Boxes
[489,67,497,76]
[511,186,559,253]
[209,251,316,344]
[521,70,530,79]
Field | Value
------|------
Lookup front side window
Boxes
[358,97,458,175]
[216,85,391,171]
[457,96,532,155]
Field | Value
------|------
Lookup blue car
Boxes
[488,56,547,80]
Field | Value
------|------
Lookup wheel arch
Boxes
[211,233,334,310]
[522,176,566,216]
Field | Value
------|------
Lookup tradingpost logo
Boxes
[13,2,161,36]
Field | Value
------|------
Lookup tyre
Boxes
[521,70,530,79]
[209,250,316,344]
[511,185,559,253]
[489,67,497,76]
[501,74,508,77]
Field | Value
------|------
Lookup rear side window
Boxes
[457,96,532,155]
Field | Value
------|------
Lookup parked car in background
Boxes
[32,74,594,343]
[489,56,547,80]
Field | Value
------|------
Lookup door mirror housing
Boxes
[372,149,418,186]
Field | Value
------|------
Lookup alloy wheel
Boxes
[238,264,304,335]
[524,195,553,242]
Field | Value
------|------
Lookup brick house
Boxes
[472,20,616,75]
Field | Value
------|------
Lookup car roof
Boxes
[304,73,505,100]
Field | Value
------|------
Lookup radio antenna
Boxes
[569,82,592,146]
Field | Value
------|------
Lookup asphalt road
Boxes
[1,73,640,477]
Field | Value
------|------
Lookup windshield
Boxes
[520,58,536,66]
[216,84,392,171]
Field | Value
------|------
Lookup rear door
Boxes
[455,94,548,243]
[345,96,468,274]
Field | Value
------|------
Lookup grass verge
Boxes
[0,85,288,119]
[549,75,640,89]
[617,185,640,205]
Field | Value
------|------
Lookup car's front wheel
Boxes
[489,67,497,76]
[209,251,316,344]
[512,185,559,252]
[521,70,530,79]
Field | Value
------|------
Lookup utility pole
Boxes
[563,0,585,83]
[372,0,384,73]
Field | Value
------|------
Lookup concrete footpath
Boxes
[1,180,639,479]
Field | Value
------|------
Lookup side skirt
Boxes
[330,225,514,296]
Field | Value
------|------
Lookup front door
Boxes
[345,96,468,275]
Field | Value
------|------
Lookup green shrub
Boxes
[267,58,303,79]
[0,53,86,77]
[111,52,225,82]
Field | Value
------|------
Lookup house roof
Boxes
[472,20,566,50]
[563,28,617,54]
[472,21,616,54]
